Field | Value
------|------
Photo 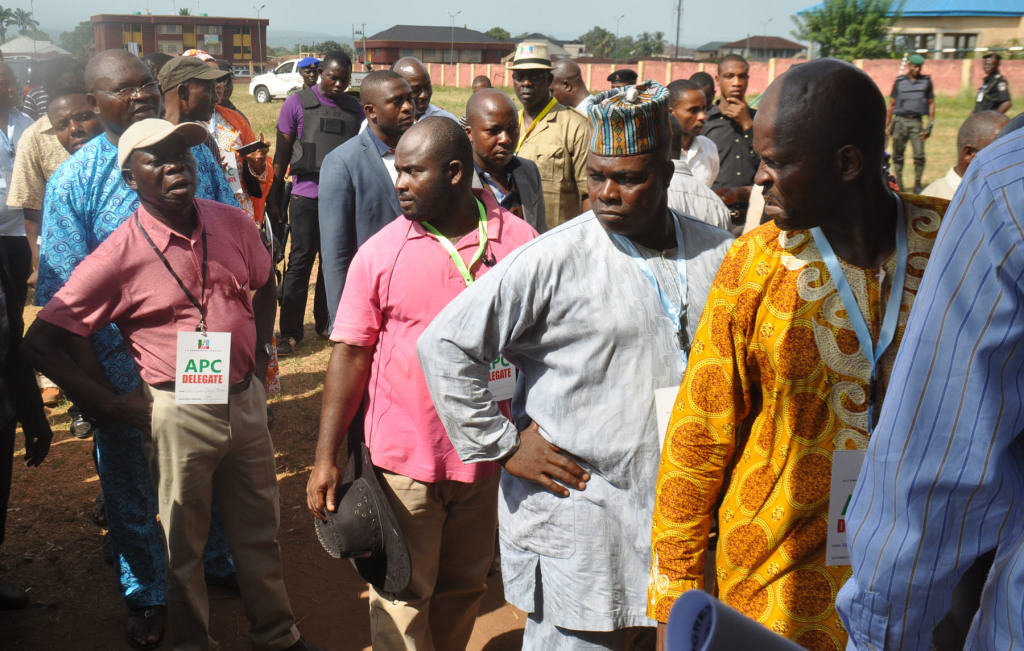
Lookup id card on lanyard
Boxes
[422,200,517,397]
[812,196,907,565]
[612,214,689,453]
[135,209,232,404]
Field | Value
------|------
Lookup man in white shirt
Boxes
[551,59,595,115]
[393,57,458,122]
[667,79,719,187]
[922,109,1007,200]
[666,115,732,232]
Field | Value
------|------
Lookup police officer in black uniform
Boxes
[975,53,1011,114]
[886,54,935,194]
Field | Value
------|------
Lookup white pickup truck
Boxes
[249,58,369,103]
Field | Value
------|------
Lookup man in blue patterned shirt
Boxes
[35,49,238,649]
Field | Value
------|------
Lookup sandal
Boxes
[91,492,106,527]
[125,605,166,650]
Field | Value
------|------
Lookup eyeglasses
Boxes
[95,81,161,103]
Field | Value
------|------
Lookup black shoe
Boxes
[204,572,240,594]
[0,580,28,610]
[276,337,299,356]
[281,638,329,651]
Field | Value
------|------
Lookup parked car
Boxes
[249,58,370,103]
[248,59,301,103]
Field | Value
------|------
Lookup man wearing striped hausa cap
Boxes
[418,80,732,649]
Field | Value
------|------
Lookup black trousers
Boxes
[0,418,14,546]
[279,195,328,341]
[0,236,30,314]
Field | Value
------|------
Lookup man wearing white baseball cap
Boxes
[25,119,321,651]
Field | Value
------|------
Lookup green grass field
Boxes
[231,87,1010,191]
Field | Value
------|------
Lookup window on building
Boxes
[204,40,223,55]
[197,25,222,35]
[156,24,182,35]
[182,26,196,48]
[460,49,482,63]
[238,45,252,60]
[157,41,183,54]
[122,24,143,46]
[399,48,416,58]
[422,48,442,63]
[892,33,935,54]
[941,33,977,59]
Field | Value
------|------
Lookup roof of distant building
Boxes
[0,36,70,55]
[695,41,729,52]
[720,36,806,51]
[365,25,505,43]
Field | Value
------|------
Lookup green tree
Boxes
[59,20,93,58]
[12,8,37,35]
[791,0,904,60]
[0,6,15,43]
[308,40,355,58]
[485,27,511,42]
[178,8,192,16]
[634,31,667,57]
[579,26,616,57]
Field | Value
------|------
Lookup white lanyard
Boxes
[810,197,907,433]
[612,215,688,361]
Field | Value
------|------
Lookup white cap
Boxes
[117,119,208,169]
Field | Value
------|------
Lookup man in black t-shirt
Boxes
[975,53,1011,114]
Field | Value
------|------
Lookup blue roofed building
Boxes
[801,0,1024,58]
[892,0,1024,58]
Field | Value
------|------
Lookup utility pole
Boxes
[253,4,265,72]
[446,10,462,65]
[361,23,368,69]
[614,14,625,62]
[759,18,773,60]
[674,0,682,59]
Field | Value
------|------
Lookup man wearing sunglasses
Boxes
[34,48,239,650]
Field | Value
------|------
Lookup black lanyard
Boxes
[135,211,209,333]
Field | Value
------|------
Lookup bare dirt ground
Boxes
[0,272,525,650]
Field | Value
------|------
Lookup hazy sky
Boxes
[32,0,815,47]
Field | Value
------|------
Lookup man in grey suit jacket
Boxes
[465,89,547,233]
[318,71,414,326]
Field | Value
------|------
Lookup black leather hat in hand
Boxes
[314,443,411,593]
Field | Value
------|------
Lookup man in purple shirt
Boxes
[267,50,364,355]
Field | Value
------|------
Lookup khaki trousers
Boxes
[146,381,299,651]
[369,469,500,651]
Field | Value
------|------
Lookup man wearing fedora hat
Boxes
[509,40,591,230]
[419,81,731,649]
[886,53,935,193]
[26,118,321,651]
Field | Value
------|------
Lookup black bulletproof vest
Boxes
[289,88,362,177]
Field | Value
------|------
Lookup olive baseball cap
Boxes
[158,56,229,89]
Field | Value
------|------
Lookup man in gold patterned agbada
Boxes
[648,59,949,651]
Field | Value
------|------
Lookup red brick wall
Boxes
[428,57,1024,100]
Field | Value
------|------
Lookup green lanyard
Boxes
[422,199,489,286]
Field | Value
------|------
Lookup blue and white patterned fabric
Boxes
[35,133,238,607]
[836,127,1024,650]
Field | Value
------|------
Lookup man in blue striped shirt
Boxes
[837,125,1024,650]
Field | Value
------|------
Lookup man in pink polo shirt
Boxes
[306,116,537,650]
[24,119,321,651]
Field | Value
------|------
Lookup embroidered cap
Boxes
[509,41,554,70]
[587,80,671,157]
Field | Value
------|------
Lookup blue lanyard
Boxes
[612,214,688,362]
[810,198,907,433]
[0,116,15,159]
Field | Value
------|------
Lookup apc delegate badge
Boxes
[175,331,232,404]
